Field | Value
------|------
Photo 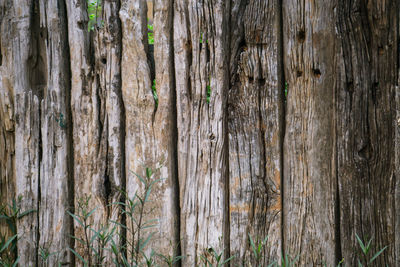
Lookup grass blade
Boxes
[369,246,387,264]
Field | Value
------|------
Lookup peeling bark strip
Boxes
[283,0,337,265]
[336,1,398,265]
[38,0,73,265]
[174,0,230,265]
[228,0,282,265]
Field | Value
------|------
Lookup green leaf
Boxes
[222,255,235,265]
[109,219,128,229]
[356,234,367,254]
[69,235,85,245]
[86,207,98,218]
[248,234,257,258]
[68,248,87,265]
[369,246,387,264]
[17,209,36,219]
[139,232,155,251]
[0,234,17,253]
[67,211,84,228]
[365,238,373,254]
[146,167,153,179]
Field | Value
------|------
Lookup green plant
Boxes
[55,113,66,128]
[68,195,115,266]
[0,235,19,267]
[152,79,158,108]
[157,241,183,267]
[110,167,161,266]
[248,234,269,267]
[200,32,208,44]
[38,246,63,266]
[355,233,387,266]
[200,247,234,267]
[147,23,154,45]
[278,254,299,267]
[0,196,36,266]
[206,85,211,104]
[284,82,288,98]
[87,0,102,31]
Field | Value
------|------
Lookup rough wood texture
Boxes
[1,0,399,266]
[92,0,124,263]
[152,0,180,257]
[0,0,16,244]
[37,0,73,265]
[12,1,41,265]
[120,0,178,261]
[283,0,337,265]
[66,0,112,263]
[228,0,283,265]
[174,0,230,265]
[336,1,398,265]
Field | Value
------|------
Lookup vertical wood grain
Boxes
[174,0,230,265]
[228,0,283,265]
[283,0,337,265]
[336,1,398,265]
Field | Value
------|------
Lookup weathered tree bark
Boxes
[336,1,399,265]
[37,0,73,265]
[120,0,178,261]
[12,1,41,265]
[66,0,111,264]
[92,0,124,263]
[152,0,180,257]
[1,0,399,266]
[228,0,283,265]
[0,0,16,248]
[283,0,337,265]
[174,1,230,265]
